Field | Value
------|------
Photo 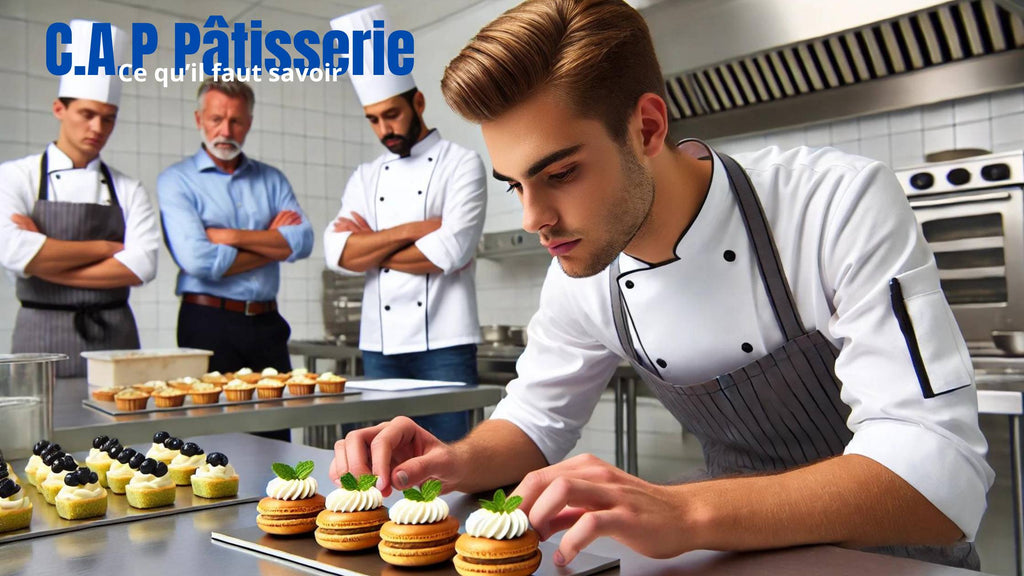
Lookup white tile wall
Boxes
[0,5,384,351]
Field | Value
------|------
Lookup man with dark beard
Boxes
[323,7,487,443]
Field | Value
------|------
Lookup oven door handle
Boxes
[909,190,1012,208]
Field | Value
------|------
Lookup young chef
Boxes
[330,0,993,569]
[324,6,487,442]
[0,20,160,377]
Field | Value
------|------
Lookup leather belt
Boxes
[182,293,277,316]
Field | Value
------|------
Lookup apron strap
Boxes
[608,257,643,368]
[718,153,805,342]
[38,150,120,206]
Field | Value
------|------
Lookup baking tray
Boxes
[1,453,262,545]
[83,389,360,416]
[212,525,620,576]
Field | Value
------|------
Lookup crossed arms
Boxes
[206,210,301,276]
[333,211,443,275]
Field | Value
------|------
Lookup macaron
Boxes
[454,529,542,576]
[256,493,326,535]
[378,515,460,566]
[315,507,390,551]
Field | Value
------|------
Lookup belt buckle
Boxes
[244,301,257,316]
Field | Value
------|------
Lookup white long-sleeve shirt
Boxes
[324,130,487,354]
[0,143,160,283]
[491,144,994,540]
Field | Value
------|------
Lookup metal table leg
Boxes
[1012,414,1023,576]
[614,377,624,470]
[626,377,638,476]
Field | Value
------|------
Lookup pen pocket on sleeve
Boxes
[889,265,973,398]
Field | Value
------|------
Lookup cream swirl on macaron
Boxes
[325,473,382,512]
[465,507,529,539]
[388,480,449,525]
[266,476,318,500]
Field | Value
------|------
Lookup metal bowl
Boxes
[992,331,1024,356]
[481,325,510,346]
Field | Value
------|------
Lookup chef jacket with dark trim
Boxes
[0,143,159,282]
[324,130,486,354]
[490,145,994,541]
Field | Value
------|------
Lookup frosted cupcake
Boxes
[285,374,317,396]
[24,440,54,487]
[0,478,32,533]
[256,378,285,399]
[153,387,188,408]
[34,445,68,487]
[189,382,222,404]
[190,452,239,499]
[316,372,347,393]
[223,379,256,401]
[114,389,149,411]
[146,431,181,465]
[230,367,260,384]
[125,458,176,509]
[55,467,107,520]
[0,455,17,485]
[133,380,168,394]
[106,449,141,495]
[41,455,80,504]
[85,435,120,487]
[168,376,199,391]
[261,367,289,382]
[168,442,205,486]
[201,371,229,385]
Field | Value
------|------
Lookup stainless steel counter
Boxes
[0,433,998,576]
[51,378,504,452]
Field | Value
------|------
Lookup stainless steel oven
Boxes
[895,151,1024,357]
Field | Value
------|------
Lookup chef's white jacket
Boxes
[324,130,486,354]
[491,144,994,540]
[0,143,160,282]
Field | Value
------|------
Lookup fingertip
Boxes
[394,470,409,490]
[553,549,567,567]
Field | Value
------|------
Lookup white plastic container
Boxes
[81,348,213,387]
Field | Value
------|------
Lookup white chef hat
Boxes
[57,19,128,107]
[330,5,416,107]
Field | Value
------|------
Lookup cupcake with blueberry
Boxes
[0,452,19,485]
[40,454,80,504]
[190,452,238,499]
[55,467,107,520]
[454,489,541,576]
[106,448,141,495]
[146,431,183,465]
[23,440,52,487]
[0,477,32,533]
[33,443,65,487]
[125,457,176,509]
[85,436,121,487]
[168,441,205,485]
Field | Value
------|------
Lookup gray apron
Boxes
[609,152,978,569]
[12,151,141,378]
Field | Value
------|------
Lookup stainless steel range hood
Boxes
[644,0,1024,140]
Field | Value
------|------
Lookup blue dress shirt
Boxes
[157,147,314,301]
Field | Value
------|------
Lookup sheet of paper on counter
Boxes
[345,378,469,391]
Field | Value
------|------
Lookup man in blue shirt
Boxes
[158,79,313,374]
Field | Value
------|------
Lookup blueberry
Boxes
[154,462,168,477]
[42,450,63,466]
[50,461,63,473]
[180,442,200,457]
[92,435,109,449]
[64,471,79,486]
[206,452,228,467]
[139,458,157,475]
[106,444,122,458]
[33,440,51,455]
[117,448,137,464]
[153,431,170,444]
[164,437,183,451]
[101,437,119,452]
[61,455,77,471]
[89,471,98,484]
[129,453,145,469]
[0,478,20,498]
[41,444,61,459]
[0,467,7,480]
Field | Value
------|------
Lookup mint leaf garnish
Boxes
[339,472,358,491]
[403,487,423,501]
[420,479,442,501]
[294,460,314,480]
[479,489,523,514]
[272,462,296,480]
[357,474,378,491]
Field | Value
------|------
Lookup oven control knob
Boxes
[947,168,971,186]
[981,163,1011,182]
[909,172,934,190]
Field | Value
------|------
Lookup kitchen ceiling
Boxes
[104,0,486,31]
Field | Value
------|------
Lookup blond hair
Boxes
[441,0,665,143]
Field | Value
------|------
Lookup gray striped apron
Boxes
[609,152,978,569]
[12,151,141,378]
